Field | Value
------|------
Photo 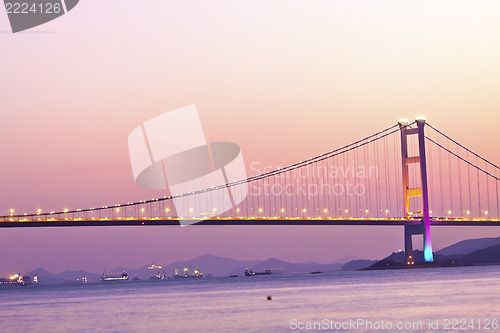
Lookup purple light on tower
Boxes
[416,117,434,262]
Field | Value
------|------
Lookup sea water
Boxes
[1,265,500,332]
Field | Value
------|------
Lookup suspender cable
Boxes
[322,158,327,216]
[347,149,352,217]
[310,163,315,217]
[305,164,309,217]
[281,172,285,217]
[486,162,491,216]
[365,143,371,217]
[286,171,291,218]
[457,142,463,218]
[394,131,400,217]
[354,144,360,217]
[467,151,472,216]
[496,167,499,218]
[332,155,337,217]
[477,155,481,216]
[485,164,490,214]
[343,150,348,216]
[327,155,332,216]
[384,133,390,215]
[257,179,260,217]
[295,169,299,218]
[275,174,279,217]
[438,134,444,216]
[314,160,318,217]
[268,176,272,218]
[447,139,454,216]
[374,139,380,217]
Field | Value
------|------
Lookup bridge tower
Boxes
[399,118,434,264]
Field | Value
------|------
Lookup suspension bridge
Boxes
[2,118,500,264]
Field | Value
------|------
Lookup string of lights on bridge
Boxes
[3,121,500,224]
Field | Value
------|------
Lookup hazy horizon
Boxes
[2,0,500,276]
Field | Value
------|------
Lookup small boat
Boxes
[311,271,323,274]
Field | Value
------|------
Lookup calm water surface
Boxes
[1,266,500,332]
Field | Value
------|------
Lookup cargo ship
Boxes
[149,271,167,281]
[174,267,204,278]
[100,271,129,282]
[0,273,33,286]
[244,268,272,276]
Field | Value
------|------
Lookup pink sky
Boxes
[1,1,500,275]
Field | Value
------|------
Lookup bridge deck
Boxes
[1,218,500,228]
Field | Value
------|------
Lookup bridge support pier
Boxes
[399,118,434,264]
[404,224,424,265]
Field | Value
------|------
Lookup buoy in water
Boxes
[267,296,272,301]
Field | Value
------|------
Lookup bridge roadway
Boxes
[1,218,500,228]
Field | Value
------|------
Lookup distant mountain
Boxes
[23,255,345,284]
[169,254,261,277]
[462,243,500,263]
[227,257,342,276]
[23,255,265,283]
[25,267,53,277]
[436,237,500,256]
[365,237,500,270]
[56,270,101,281]
[330,255,359,264]
[341,260,377,271]
[24,268,64,285]
[113,255,262,279]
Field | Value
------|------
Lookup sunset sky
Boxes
[1,0,500,275]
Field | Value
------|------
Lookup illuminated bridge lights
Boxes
[2,123,500,230]
[2,217,500,224]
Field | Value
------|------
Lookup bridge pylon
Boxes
[399,118,434,264]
